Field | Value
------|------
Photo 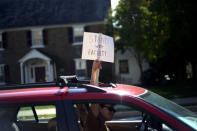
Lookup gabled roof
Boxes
[0,0,111,30]
[19,49,51,63]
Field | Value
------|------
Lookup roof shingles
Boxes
[0,0,111,29]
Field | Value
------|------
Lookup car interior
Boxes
[0,102,174,131]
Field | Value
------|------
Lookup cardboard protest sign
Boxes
[82,32,114,63]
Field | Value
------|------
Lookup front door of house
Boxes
[35,67,46,82]
[24,59,54,83]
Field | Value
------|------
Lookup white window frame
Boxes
[0,64,5,85]
[31,28,44,48]
[0,32,4,51]
[74,58,87,79]
[72,25,84,45]
[27,63,47,83]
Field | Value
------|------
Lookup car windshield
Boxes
[139,91,197,130]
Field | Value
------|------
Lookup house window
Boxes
[31,29,44,48]
[0,64,5,84]
[73,26,84,45]
[119,60,129,74]
[74,59,87,79]
[186,62,193,79]
[0,32,4,51]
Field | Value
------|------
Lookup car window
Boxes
[17,105,56,122]
[139,91,197,130]
[113,104,142,121]
[17,106,35,121]
[16,104,57,131]
[73,102,175,131]
[35,105,56,120]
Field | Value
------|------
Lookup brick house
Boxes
[0,0,113,85]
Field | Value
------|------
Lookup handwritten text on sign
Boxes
[82,32,114,63]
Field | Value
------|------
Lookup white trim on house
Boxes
[31,28,45,48]
[0,64,5,85]
[0,21,104,32]
[19,49,54,84]
[19,49,51,63]
[72,42,83,46]
[72,25,84,46]
[0,32,4,51]
[74,58,87,70]
[25,60,47,83]
[74,58,87,80]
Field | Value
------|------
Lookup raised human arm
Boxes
[90,60,102,86]
[90,60,102,117]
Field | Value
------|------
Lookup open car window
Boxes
[17,106,35,121]
[17,105,56,122]
[16,104,57,131]
[113,104,142,121]
[72,102,175,131]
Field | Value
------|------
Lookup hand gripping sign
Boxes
[81,32,114,120]
[82,32,114,63]
[82,32,114,86]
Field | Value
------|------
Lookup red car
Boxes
[0,76,197,131]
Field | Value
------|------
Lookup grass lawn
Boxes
[143,84,197,99]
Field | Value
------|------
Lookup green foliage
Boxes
[109,0,197,82]
[113,0,170,62]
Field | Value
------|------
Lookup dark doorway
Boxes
[35,67,46,82]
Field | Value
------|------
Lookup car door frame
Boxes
[66,92,193,131]
[56,100,80,131]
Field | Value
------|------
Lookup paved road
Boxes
[172,97,197,113]
[172,97,197,105]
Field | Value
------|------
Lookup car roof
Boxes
[0,84,147,103]
[105,84,147,97]
[0,76,147,104]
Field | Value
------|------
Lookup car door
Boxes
[70,99,176,131]
[0,100,80,131]
[16,102,58,131]
[56,100,80,131]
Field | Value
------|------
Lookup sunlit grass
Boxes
[18,114,56,121]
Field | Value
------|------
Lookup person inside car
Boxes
[48,60,115,131]
[83,103,116,131]
[82,60,115,131]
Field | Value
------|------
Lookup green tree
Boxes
[112,0,196,83]
[149,0,197,82]
[113,0,169,78]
